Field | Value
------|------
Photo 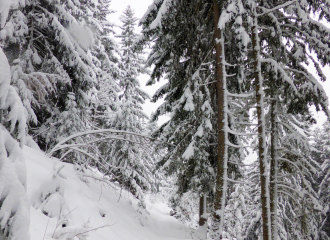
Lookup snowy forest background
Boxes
[1,0,330,239]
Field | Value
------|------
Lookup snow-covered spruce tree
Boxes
[312,122,330,239]
[143,0,218,226]
[0,0,120,160]
[32,0,107,155]
[269,108,322,239]
[139,1,252,237]
[239,163,264,240]
[245,0,330,238]
[89,0,121,129]
[141,0,330,238]
[139,0,217,230]
[209,0,330,238]
[223,183,250,239]
[0,45,30,239]
[103,6,153,200]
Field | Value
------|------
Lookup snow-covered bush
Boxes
[0,46,30,239]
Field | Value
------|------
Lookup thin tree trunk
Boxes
[199,195,207,238]
[199,195,207,227]
[210,1,228,239]
[270,98,278,240]
[251,9,271,240]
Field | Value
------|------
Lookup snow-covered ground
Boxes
[24,146,194,240]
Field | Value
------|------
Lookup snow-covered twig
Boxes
[43,217,51,240]
[75,223,116,237]
[277,190,299,204]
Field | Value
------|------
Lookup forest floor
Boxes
[24,146,196,240]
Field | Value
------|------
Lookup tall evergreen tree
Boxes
[139,1,247,239]
[106,6,153,200]
[246,0,330,238]
[312,122,330,239]
[141,1,330,239]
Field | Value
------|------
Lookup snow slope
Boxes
[24,146,194,240]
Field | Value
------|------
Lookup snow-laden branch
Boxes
[277,184,301,196]
[277,190,299,204]
[198,81,216,86]
[69,147,99,162]
[260,58,298,94]
[226,90,254,98]
[226,127,255,136]
[278,157,306,177]
[49,135,145,155]
[59,149,73,161]
[148,0,173,30]
[285,65,330,116]
[49,128,173,156]
[276,120,296,134]
[283,24,330,53]
[257,0,297,17]
[228,160,256,167]
[225,140,250,148]
[235,122,258,126]
[227,178,247,184]
[275,181,297,189]
[64,147,117,179]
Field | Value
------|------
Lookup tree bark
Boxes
[199,195,207,227]
[251,10,271,240]
[210,0,228,239]
[270,99,278,240]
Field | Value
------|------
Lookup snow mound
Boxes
[24,146,193,240]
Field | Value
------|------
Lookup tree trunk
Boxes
[210,1,228,239]
[251,10,271,240]
[199,195,207,227]
[199,195,208,238]
[270,99,278,240]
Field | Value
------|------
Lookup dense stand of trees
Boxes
[1,0,330,239]
[139,0,330,239]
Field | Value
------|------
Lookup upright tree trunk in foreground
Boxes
[199,195,207,227]
[251,9,271,240]
[210,1,228,238]
[270,98,278,240]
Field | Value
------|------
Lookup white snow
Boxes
[218,2,236,30]
[183,88,195,112]
[195,125,204,137]
[149,0,173,30]
[0,0,11,28]
[0,47,11,108]
[182,141,195,160]
[0,127,30,240]
[68,21,94,51]
[24,146,194,239]
[0,47,26,144]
